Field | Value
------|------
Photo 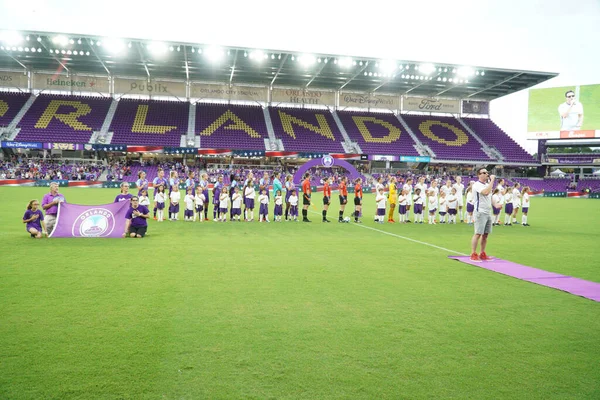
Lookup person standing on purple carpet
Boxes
[41,182,65,236]
[470,167,495,262]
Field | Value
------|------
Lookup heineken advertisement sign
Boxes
[543,192,567,198]
[33,73,109,92]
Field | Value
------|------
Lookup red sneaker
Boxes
[479,252,492,261]
[153,216,157,220]
[470,252,481,262]
[390,219,396,223]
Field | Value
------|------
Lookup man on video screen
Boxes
[558,90,583,130]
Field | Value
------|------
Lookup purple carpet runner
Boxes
[448,256,600,302]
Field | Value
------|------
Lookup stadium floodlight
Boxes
[104,38,125,55]
[337,57,353,68]
[177,46,180,52]
[67,50,72,55]
[69,39,74,44]
[249,50,264,61]
[169,46,174,51]
[37,37,41,42]
[379,60,397,73]
[147,41,168,56]
[458,66,474,77]
[52,35,69,47]
[480,71,485,76]
[0,31,23,46]
[298,54,316,67]
[419,63,436,75]
[205,46,225,62]
[86,51,90,56]
[128,42,132,48]
[442,77,447,82]
[77,39,82,45]
[24,47,29,52]
[79,51,84,55]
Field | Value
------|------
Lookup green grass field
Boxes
[1,187,599,399]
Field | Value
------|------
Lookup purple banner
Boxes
[462,100,490,114]
[43,143,86,150]
[50,201,129,238]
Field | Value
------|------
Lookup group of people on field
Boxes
[23,169,531,240]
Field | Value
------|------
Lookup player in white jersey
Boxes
[438,190,448,223]
[194,189,206,222]
[375,187,387,224]
[511,183,521,224]
[446,188,458,224]
[427,189,438,224]
[412,188,424,223]
[219,188,230,222]
[465,182,474,224]
[558,90,584,130]
[373,176,385,222]
[503,188,513,225]
[414,177,427,217]
[521,186,531,226]
[183,188,195,221]
[402,178,414,223]
[491,188,502,226]
[441,180,452,197]
[452,176,465,222]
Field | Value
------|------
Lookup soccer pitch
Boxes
[1,187,599,399]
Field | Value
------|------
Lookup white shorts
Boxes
[44,215,57,234]
[457,196,464,207]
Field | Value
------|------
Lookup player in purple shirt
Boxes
[41,182,66,235]
[212,175,223,221]
[185,171,196,196]
[123,196,150,238]
[199,173,210,221]
[136,171,149,196]
[23,199,47,238]
[114,182,133,203]
[169,170,180,195]
[152,168,168,219]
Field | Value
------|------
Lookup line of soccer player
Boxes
[113,169,531,225]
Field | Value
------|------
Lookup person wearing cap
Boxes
[41,182,66,235]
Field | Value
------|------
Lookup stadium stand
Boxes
[14,94,111,143]
[0,92,30,127]
[109,99,188,146]
[195,103,268,150]
[401,115,492,161]
[461,118,536,163]
[336,111,420,156]
[269,107,345,153]
[512,178,570,192]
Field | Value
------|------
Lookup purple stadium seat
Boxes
[401,115,492,161]
[336,111,419,156]
[110,99,188,146]
[14,94,111,143]
[195,103,268,150]
[461,118,536,163]
[0,92,30,127]
[269,107,345,153]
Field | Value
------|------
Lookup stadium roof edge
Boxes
[0,30,558,101]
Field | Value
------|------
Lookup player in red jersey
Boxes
[301,173,312,222]
[353,178,363,223]
[322,177,332,222]
[338,176,349,223]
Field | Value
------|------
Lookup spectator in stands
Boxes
[470,168,495,261]
[41,182,66,235]
[558,90,583,130]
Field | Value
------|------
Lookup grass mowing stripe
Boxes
[308,210,468,256]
